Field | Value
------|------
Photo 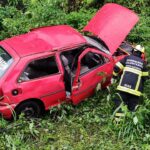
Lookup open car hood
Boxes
[83,3,139,55]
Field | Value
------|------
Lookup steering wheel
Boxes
[91,54,101,64]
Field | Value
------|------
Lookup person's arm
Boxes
[111,57,127,84]
[142,62,149,81]
[113,56,127,79]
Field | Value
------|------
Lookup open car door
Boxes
[71,47,113,105]
[83,3,139,55]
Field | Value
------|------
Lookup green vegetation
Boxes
[0,87,150,149]
[0,0,150,149]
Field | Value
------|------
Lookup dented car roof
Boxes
[3,25,86,57]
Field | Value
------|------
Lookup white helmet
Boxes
[134,45,145,53]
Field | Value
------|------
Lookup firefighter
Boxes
[112,45,149,121]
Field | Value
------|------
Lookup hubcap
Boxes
[22,107,35,117]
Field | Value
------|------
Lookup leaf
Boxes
[133,116,138,125]
[96,83,101,91]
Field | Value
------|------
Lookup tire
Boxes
[15,101,41,118]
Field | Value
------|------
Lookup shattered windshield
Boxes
[0,47,13,77]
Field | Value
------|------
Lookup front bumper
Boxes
[0,103,16,119]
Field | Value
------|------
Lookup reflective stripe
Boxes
[113,71,118,76]
[141,47,145,53]
[118,66,145,96]
[124,67,142,75]
[124,67,143,91]
[135,75,141,91]
[117,86,141,96]
[114,117,122,122]
[115,113,125,117]
[119,70,125,86]
[142,72,149,76]
[116,62,124,70]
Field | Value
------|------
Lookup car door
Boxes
[15,54,66,109]
[71,47,113,105]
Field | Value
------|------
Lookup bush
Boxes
[0,0,67,40]
[65,8,96,30]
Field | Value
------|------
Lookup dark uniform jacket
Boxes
[113,55,149,96]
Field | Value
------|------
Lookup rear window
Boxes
[0,47,13,77]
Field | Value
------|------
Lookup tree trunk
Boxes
[67,0,84,12]
[67,0,76,12]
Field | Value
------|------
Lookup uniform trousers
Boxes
[113,91,140,111]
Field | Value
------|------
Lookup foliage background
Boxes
[0,0,150,149]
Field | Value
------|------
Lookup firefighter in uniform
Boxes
[112,45,149,121]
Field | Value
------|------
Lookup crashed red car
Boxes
[0,3,139,119]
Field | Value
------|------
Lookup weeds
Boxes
[0,87,149,149]
[0,0,149,149]
[108,83,150,147]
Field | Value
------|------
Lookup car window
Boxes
[19,56,59,82]
[80,52,109,75]
[0,47,13,78]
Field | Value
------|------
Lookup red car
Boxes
[0,3,139,119]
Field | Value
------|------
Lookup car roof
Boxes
[3,25,86,57]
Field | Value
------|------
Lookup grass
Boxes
[0,2,150,149]
[0,86,150,150]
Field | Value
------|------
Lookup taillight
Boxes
[0,89,3,100]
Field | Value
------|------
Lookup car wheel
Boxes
[15,101,41,118]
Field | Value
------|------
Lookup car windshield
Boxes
[0,47,13,77]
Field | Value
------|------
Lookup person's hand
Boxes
[111,78,117,84]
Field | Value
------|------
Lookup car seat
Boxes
[61,54,73,92]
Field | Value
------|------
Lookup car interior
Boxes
[19,56,59,82]
[60,46,105,92]
[60,47,84,92]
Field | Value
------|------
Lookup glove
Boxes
[111,78,117,84]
